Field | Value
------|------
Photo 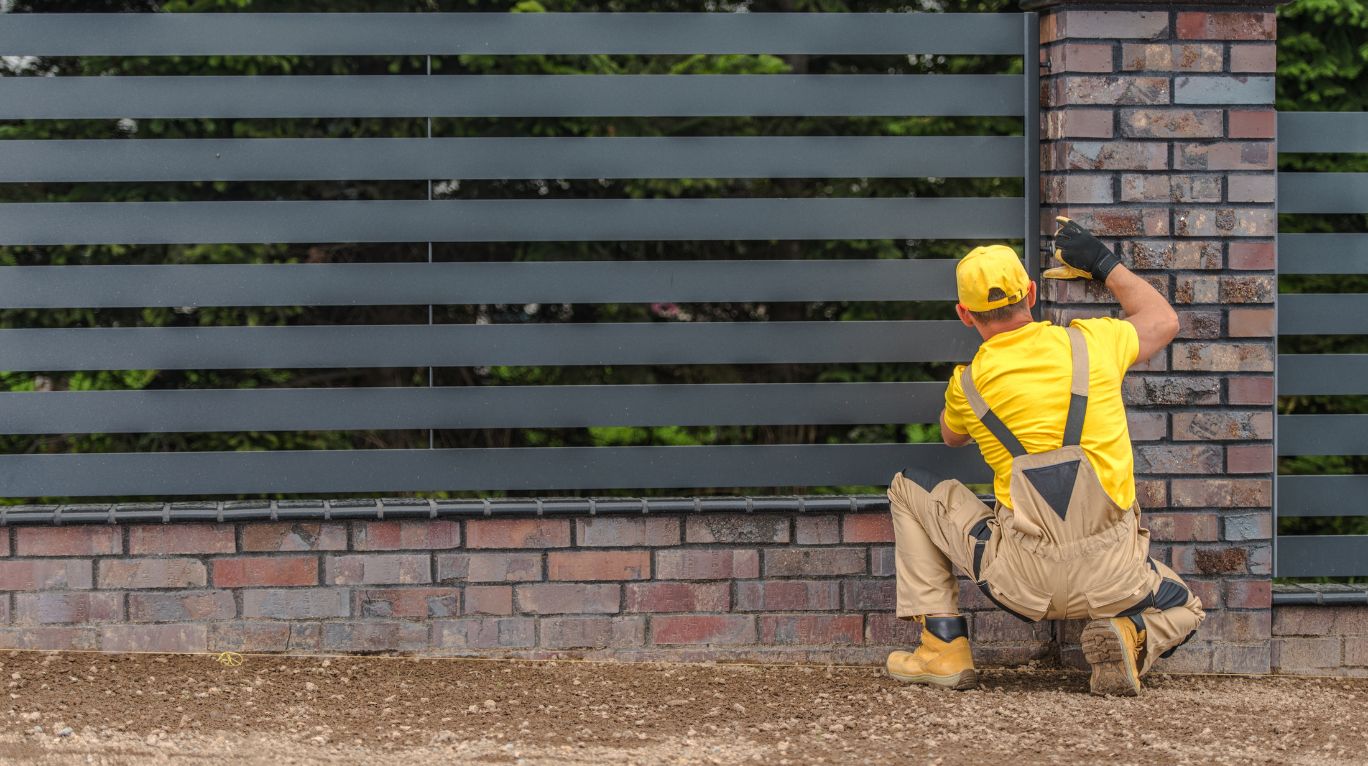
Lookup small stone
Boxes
[57,726,74,737]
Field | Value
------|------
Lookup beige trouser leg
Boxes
[1136,559,1206,674]
[886,472,995,618]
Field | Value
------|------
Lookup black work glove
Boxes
[1045,217,1122,282]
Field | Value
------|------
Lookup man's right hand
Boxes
[1045,217,1122,282]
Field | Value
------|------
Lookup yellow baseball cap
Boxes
[955,245,1030,312]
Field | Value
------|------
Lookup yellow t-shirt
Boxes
[942,318,1140,510]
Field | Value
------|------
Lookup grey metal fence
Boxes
[0,12,1038,501]
[1276,111,1368,577]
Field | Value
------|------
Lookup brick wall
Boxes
[0,516,1052,662]
[1273,605,1368,677]
[1035,3,1276,673]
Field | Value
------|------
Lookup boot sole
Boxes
[1081,620,1141,697]
[886,668,978,691]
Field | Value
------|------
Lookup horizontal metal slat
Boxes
[0,75,1025,120]
[1276,475,1368,517]
[1279,234,1368,275]
[0,260,962,309]
[1277,535,1368,578]
[1278,355,1368,395]
[1277,415,1368,456]
[0,197,1023,245]
[1278,112,1368,154]
[0,320,980,371]
[0,382,949,435]
[1278,294,1368,335]
[0,12,1028,56]
[0,136,1025,183]
[1279,173,1368,214]
[0,444,993,497]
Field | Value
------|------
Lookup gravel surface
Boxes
[1,651,1365,764]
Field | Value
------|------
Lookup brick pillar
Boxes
[1030,2,1276,673]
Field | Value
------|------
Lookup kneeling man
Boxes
[885,219,1204,696]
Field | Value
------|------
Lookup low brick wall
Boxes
[0,514,1057,663]
[1273,605,1368,677]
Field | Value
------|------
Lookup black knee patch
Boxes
[923,615,969,643]
[900,466,941,492]
[1153,578,1189,611]
[1128,613,1146,634]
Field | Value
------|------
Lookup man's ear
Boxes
[955,303,976,328]
[1026,281,1038,309]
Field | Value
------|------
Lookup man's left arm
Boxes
[940,409,974,448]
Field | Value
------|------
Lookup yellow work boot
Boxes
[885,616,977,690]
[1081,615,1146,697]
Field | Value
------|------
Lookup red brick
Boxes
[0,559,93,590]
[794,515,840,545]
[735,581,840,611]
[1228,375,1275,405]
[1049,207,1169,238]
[1135,479,1167,509]
[1173,545,1248,575]
[652,614,756,645]
[1228,175,1276,203]
[764,548,866,577]
[1145,512,1220,542]
[759,615,863,646]
[1120,43,1222,72]
[1177,11,1275,40]
[841,579,896,611]
[0,626,97,651]
[576,517,679,547]
[1176,207,1276,237]
[842,514,893,543]
[539,616,644,649]
[1171,479,1271,508]
[865,614,921,645]
[240,522,346,552]
[1043,174,1114,205]
[129,524,234,555]
[1171,342,1274,372]
[16,526,121,557]
[464,518,570,549]
[1229,307,1275,337]
[1044,109,1114,139]
[1224,580,1271,609]
[1124,375,1221,406]
[431,617,534,649]
[1172,411,1273,441]
[1174,275,1274,305]
[1052,43,1113,73]
[1227,444,1273,474]
[654,549,759,580]
[207,622,292,653]
[128,591,234,622]
[325,554,430,585]
[1228,110,1276,139]
[435,552,541,583]
[624,582,729,613]
[1121,174,1222,203]
[1204,609,1272,642]
[354,520,460,551]
[515,583,620,614]
[685,514,789,544]
[1134,444,1224,474]
[16,592,123,624]
[548,550,650,581]
[1125,241,1223,270]
[1120,109,1222,139]
[213,556,318,588]
[1056,10,1169,40]
[355,587,459,618]
[1176,310,1222,339]
[100,624,208,653]
[1126,412,1167,442]
[870,546,896,577]
[463,585,512,616]
[98,559,206,589]
[1176,142,1273,171]
[1185,578,1221,611]
[322,621,429,652]
[1049,76,1169,107]
[241,588,350,619]
[0,528,9,557]
[1051,141,1167,171]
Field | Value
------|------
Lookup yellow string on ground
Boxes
[0,646,1357,682]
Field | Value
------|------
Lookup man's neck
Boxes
[978,315,1035,341]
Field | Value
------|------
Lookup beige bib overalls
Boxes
[887,327,1205,672]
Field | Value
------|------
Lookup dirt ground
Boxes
[0,652,1365,765]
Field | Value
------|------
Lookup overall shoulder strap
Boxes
[1062,325,1090,447]
[960,363,1027,458]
